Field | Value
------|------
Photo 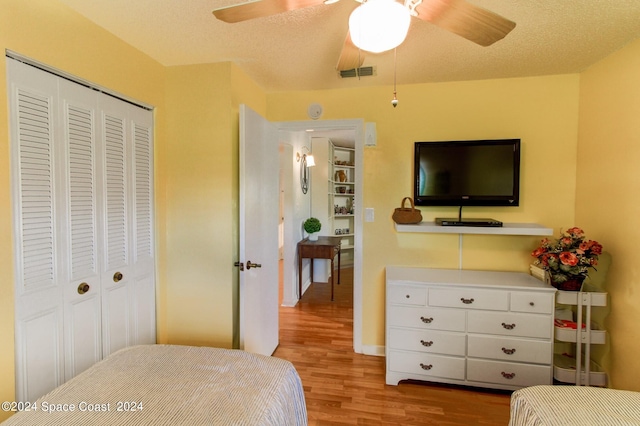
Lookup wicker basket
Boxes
[392,197,422,224]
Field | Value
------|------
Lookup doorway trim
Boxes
[276,119,364,354]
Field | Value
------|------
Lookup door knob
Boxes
[77,282,90,295]
[246,261,262,269]
[113,272,123,282]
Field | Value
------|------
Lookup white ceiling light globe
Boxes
[349,0,411,54]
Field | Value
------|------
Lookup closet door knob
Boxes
[113,272,124,282]
[77,282,90,295]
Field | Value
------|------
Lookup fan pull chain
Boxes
[391,47,398,107]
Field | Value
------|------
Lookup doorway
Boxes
[276,119,364,353]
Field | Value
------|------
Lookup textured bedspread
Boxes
[2,345,307,425]
[509,385,640,426]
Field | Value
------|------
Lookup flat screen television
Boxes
[414,139,521,207]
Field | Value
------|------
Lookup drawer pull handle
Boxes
[529,302,535,306]
[420,340,434,347]
[502,347,516,355]
[501,372,516,380]
[460,298,474,304]
[420,316,433,324]
[420,363,433,371]
[501,322,516,330]
[405,295,410,298]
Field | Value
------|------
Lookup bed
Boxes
[2,344,307,425]
[509,385,640,425]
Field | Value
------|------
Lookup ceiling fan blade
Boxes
[336,32,365,71]
[414,0,516,46]
[213,0,325,23]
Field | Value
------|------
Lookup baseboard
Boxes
[361,344,385,357]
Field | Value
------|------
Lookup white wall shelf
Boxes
[395,222,553,236]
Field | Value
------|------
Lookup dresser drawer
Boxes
[467,335,552,364]
[387,305,466,332]
[467,311,552,339]
[467,359,551,387]
[387,284,427,306]
[429,288,508,311]
[510,292,555,314]
[388,327,466,356]
[388,350,465,380]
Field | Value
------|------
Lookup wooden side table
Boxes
[297,236,341,301]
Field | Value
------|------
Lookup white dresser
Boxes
[386,266,557,391]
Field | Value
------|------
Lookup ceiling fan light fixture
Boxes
[348,0,411,54]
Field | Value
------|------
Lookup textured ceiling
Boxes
[58,0,640,92]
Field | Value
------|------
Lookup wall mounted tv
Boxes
[414,139,521,207]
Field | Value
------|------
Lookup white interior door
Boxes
[239,104,279,355]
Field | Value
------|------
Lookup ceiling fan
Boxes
[212,0,516,72]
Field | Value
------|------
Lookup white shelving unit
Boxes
[311,138,356,271]
[329,143,356,266]
[395,221,553,236]
[553,289,608,386]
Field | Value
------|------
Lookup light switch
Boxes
[365,208,375,222]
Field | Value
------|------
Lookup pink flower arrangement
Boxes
[531,227,603,284]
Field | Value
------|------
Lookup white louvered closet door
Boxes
[129,103,156,346]
[59,79,102,382]
[98,94,132,357]
[9,59,64,403]
[8,58,155,403]
[97,94,156,357]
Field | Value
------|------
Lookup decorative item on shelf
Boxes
[335,170,347,182]
[531,227,603,291]
[392,197,422,224]
[337,206,348,215]
[303,217,321,241]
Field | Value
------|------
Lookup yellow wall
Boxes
[268,75,581,346]
[163,63,235,346]
[576,37,640,390]
[162,62,266,347]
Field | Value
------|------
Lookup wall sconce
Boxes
[296,147,315,194]
[296,149,315,167]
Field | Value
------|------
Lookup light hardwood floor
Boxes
[274,266,512,425]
